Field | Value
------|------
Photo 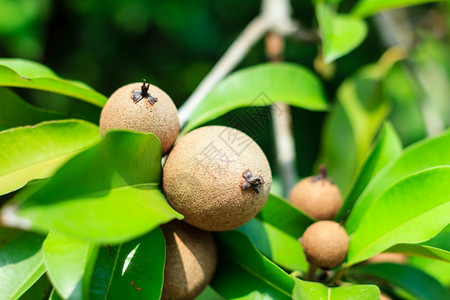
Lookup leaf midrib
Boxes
[226,253,292,297]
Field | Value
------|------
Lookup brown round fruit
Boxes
[99,81,179,155]
[301,220,348,269]
[289,166,342,220]
[163,126,272,231]
[161,220,217,300]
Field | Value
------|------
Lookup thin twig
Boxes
[177,0,298,128]
[178,17,270,127]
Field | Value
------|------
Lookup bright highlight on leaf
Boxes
[183,63,328,133]
[346,129,450,233]
[0,59,107,107]
[2,130,182,243]
[0,119,101,196]
[347,167,450,266]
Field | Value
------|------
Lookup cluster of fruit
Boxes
[100,81,350,298]
[289,166,349,270]
[100,81,272,299]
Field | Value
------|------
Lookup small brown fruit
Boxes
[163,126,272,231]
[99,80,179,155]
[301,220,348,269]
[161,220,217,300]
[289,166,342,220]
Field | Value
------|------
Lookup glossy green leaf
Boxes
[211,231,294,300]
[409,257,450,286]
[183,63,328,133]
[352,0,445,18]
[43,232,98,299]
[0,232,46,300]
[20,274,52,300]
[0,58,107,107]
[346,129,450,233]
[0,87,66,131]
[3,130,182,243]
[321,58,395,195]
[336,122,402,220]
[349,263,449,300]
[347,167,450,266]
[316,3,368,63]
[195,286,226,300]
[89,229,165,300]
[292,278,380,300]
[237,194,314,271]
[386,225,450,261]
[50,289,64,300]
[0,119,101,196]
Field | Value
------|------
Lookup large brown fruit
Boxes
[301,221,348,269]
[99,81,179,155]
[163,126,272,231]
[161,220,217,300]
[289,166,342,220]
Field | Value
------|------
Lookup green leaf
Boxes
[292,277,380,300]
[0,232,46,300]
[0,87,66,131]
[352,0,445,18]
[0,119,101,196]
[195,286,226,300]
[211,231,294,300]
[89,229,165,300]
[20,274,52,300]
[409,256,450,286]
[347,167,450,266]
[43,232,98,299]
[346,129,450,234]
[386,225,450,261]
[316,3,368,63]
[0,58,107,107]
[336,122,402,220]
[237,194,314,272]
[3,130,182,244]
[183,63,328,133]
[349,263,449,300]
[321,60,394,195]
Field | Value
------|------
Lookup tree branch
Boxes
[178,16,270,127]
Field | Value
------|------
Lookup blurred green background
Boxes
[0,0,449,180]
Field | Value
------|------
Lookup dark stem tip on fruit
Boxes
[312,164,333,183]
[131,79,158,105]
[241,170,265,193]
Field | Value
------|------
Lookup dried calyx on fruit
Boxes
[161,220,217,300]
[99,79,179,155]
[162,126,272,231]
[300,220,349,269]
[131,79,158,104]
[289,165,342,220]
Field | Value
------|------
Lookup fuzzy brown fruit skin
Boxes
[301,221,349,269]
[163,126,272,231]
[289,176,342,220]
[161,220,217,300]
[99,82,179,155]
